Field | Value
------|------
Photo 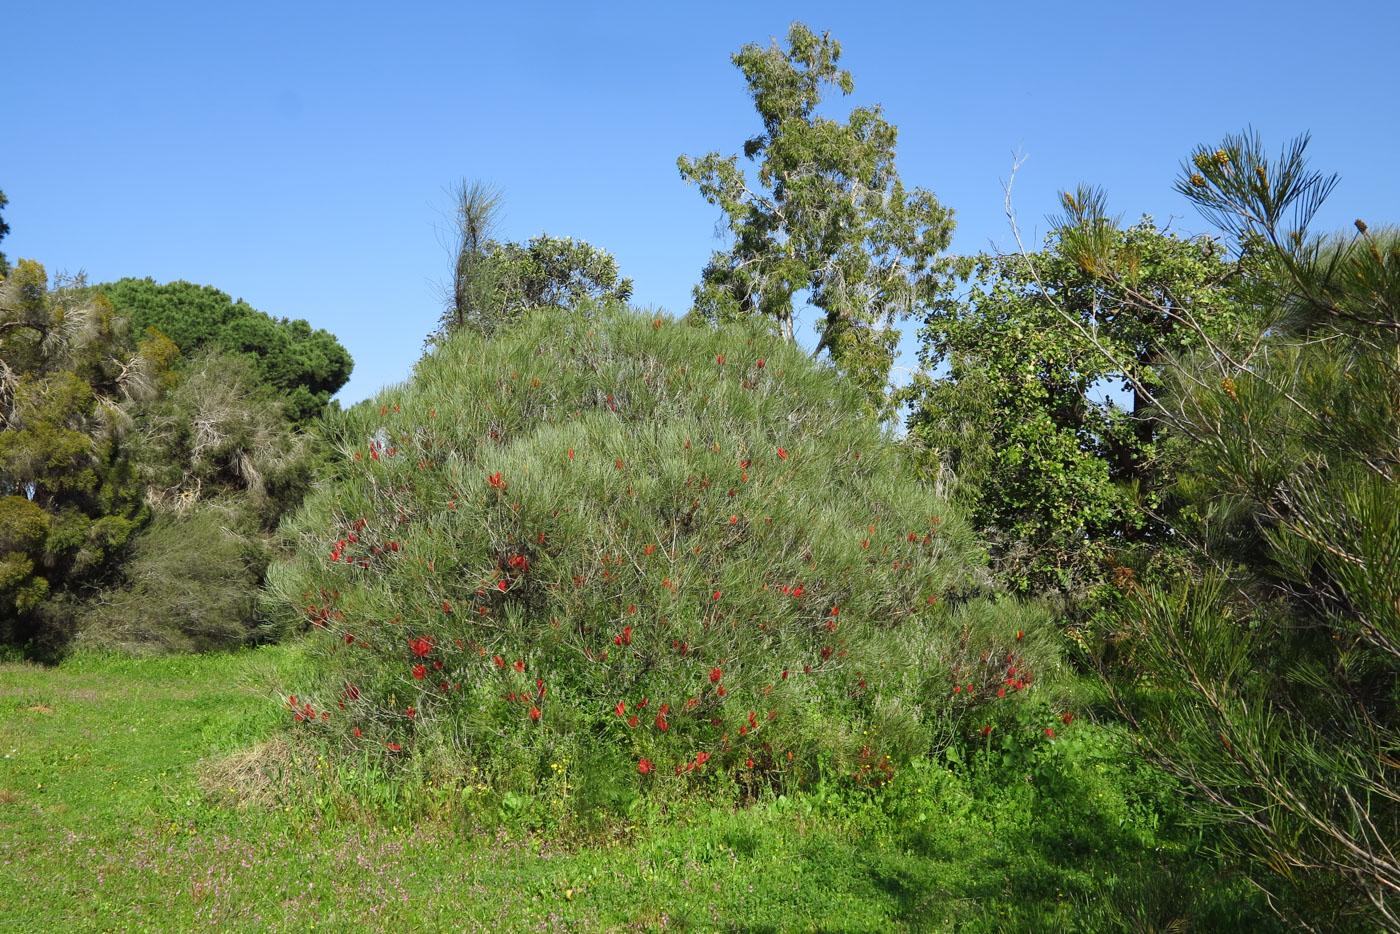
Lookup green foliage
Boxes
[1105,133,1400,932]
[96,277,352,424]
[0,646,1282,933]
[0,262,155,646]
[679,23,956,414]
[905,205,1241,599]
[264,305,1064,801]
[438,181,633,339]
[73,353,317,653]
[0,187,10,277]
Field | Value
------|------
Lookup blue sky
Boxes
[6,1,1397,406]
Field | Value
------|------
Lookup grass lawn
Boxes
[0,647,1276,933]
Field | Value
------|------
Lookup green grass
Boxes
[0,647,1281,933]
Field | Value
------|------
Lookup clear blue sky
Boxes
[7,1,1397,406]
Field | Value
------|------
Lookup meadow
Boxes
[0,647,1278,933]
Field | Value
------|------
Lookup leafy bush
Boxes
[264,305,1057,798]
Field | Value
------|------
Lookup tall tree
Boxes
[678,22,955,411]
[0,188,10,277]
[96,278,352,425]
[904,199,1243,596]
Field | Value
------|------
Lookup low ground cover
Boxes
[0,647,1277,933]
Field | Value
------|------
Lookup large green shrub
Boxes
[265,306,1056,795]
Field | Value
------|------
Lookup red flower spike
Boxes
[655,715,668,731]
[514,659,525,672]
[497,579,509,593]
[777,447,788,460]
[781,669,789,680]
[638,758,654,774]
[712,590,721,601]
[1061,712,1074,725]
[387,742,401,752]
[1016,630,1024,641]
[695,751,710,766]
[353,727,361,738]
[530,706,541,721]
[345,633,354,644]
[709,668,723,683]
[716,354,724,364]
[614,700,626,717]
[756,359,765,368]
[1044,728,1055,738]
[413,664,427,680]
[628,715,639,728]
[493,654,505,668]
[982,725,992,737]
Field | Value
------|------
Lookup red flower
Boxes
[387,742,401,752]
[487,471,507,490]
[709,668,723,683]
[405,707,416,719]
[440,683,449,692]
[712,590,722,601]
[981,725,992,737]
[1016,630,1024,641]
[643,544,655,556]
[638,758,654,774]
[746,758,754,769]
[411,636,434,656]
[655,714,669,731]
[695,751,710,766]
[493,654,505,668]
[717,354,724,364]
[756,359,764,368]
[413,664,427,680]
[1044,728,1055,738]
[830,606,840,616]
[781,669,789,680]
[997,687,1006,698]
[777,447,788,460]
[614,700,626,717]
[530,706,541,721]
[497,579,509,592]
[568,448,574,458]
[1061,712,1074,725]
[514,659,525,672]
[952,685,961,694]
[628,715,639,728]
[820,646,833,661]
[353,727,361,738]
[616,459,624,470]
[717,685,726,697]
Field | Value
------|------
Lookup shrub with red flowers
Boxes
[264,305,1055,796]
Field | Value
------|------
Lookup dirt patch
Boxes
[25,705,54,713]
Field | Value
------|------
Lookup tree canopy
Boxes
[96,277,352,424]
[679,22,955,412]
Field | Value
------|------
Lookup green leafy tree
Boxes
[0,261,165,643]
[904,203,1242,597]
[438,182,633,339]
[96,278,352,424]
[265,306,1056,808]
[1096,132,1400,931]
[0,188,11,277]
[678,22,955,412]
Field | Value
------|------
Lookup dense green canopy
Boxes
[97,278,352,424]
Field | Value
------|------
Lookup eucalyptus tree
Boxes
[679,23,955,413]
